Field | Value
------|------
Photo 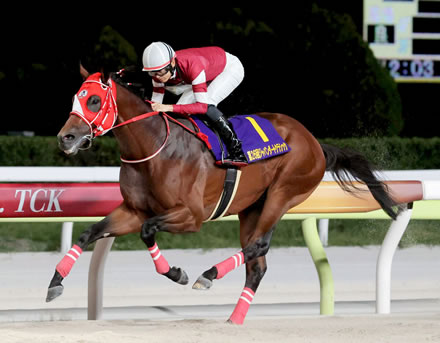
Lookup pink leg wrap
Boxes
[148,243,170,274]
[215,252,244,279]
[56,245,83,278]
[229,287,255,324]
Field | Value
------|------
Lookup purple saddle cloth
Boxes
[193,114,291,164]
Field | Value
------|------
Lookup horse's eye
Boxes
[87,95,101,113]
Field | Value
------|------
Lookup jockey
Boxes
[142,41,247,167]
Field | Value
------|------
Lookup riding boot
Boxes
[206,105,248,167]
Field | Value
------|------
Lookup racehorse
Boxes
[48,65,400,324]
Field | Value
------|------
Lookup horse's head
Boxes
[58,65,117,154]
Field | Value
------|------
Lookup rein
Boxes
[115,110,211,164]
[115,111,171,164]
[115,108,211,163]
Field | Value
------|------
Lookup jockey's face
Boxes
[149,60,175,83]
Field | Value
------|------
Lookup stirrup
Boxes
[215,159,248,168]
[215,152,248,168]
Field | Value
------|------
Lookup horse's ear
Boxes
[100,68,111,84]
[80,63,89,80]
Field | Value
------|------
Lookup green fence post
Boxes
[302,217,334,315]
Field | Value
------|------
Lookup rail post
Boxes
[87,237,115,320]
[302,217,334,315]
[60,222,73,254]
[376,203,413,314]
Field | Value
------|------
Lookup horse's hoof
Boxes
[165,267,189,285]
[177,269,189,285]
[46,285,64,302]
[192,275,212,290]
[226,318,242,325]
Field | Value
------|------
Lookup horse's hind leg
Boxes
[46,205,142,302]
[193,187,315,324]
[226,256,268,324]
[227,229,273,324]
[224,203,276,324]
[192,195,278,324]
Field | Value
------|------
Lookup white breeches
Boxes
[174,52,244,106]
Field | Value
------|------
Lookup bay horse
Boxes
[49,66,399,324]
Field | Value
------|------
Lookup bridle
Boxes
[70,73,171,164]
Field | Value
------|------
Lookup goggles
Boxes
[147,64,173,77]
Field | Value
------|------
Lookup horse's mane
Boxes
[111,66,187,123]
[111,66,151,101]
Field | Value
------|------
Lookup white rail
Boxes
[0,167,120,182]
[0,167,439,182]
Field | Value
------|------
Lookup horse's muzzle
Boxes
[57,114,93,155]
[57,132,92,155]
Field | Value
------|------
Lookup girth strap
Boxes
[205,168,242,222]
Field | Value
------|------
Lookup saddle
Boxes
[192,114,291,166]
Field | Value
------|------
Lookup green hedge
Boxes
[1,135,439,169]
[0,136,120,166]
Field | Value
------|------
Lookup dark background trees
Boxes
[1,5,438,138]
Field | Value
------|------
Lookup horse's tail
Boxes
[320,143,400,220]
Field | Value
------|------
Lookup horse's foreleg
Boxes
[46,218,110,302]
[140,207,199,285]
[46,205,142,302]
[140,217,189,285]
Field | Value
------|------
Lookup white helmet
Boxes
[142,42,176,71]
